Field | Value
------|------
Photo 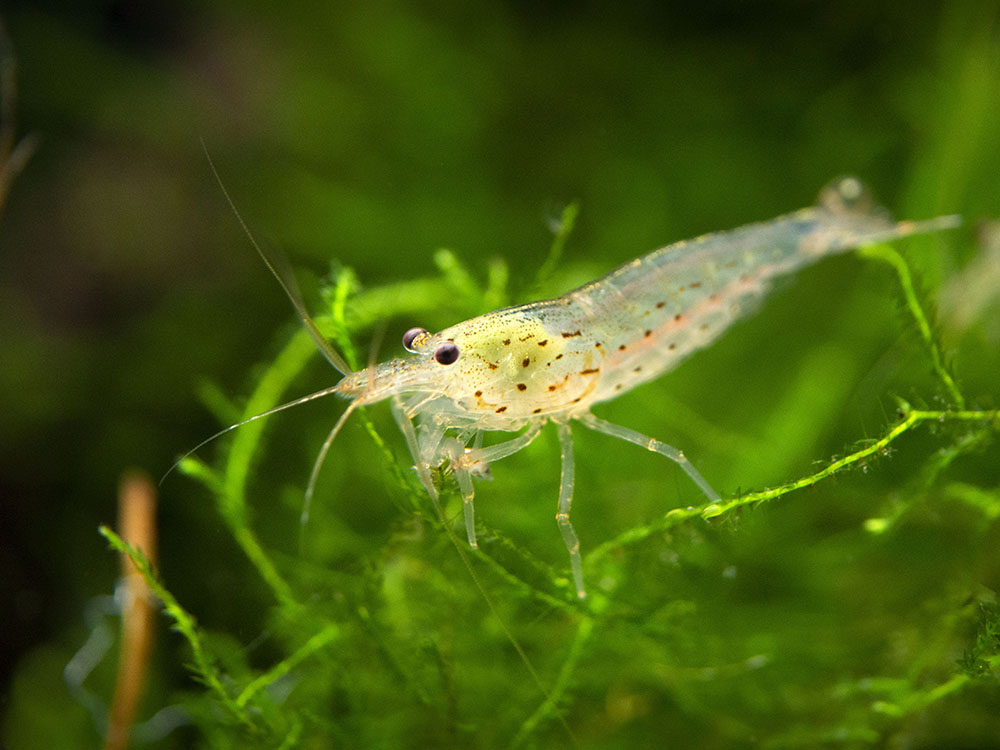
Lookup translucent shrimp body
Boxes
[321,178,958,598]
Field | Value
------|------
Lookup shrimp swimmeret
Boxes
[210,176,960,599]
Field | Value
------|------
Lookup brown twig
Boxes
[105,471,159,750]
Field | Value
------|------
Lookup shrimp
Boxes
[209,175,961,599]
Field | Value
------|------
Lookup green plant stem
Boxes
[860,243,965,408]
[533,202,580,293]
[221,328,319,608]
[235,623,340,708]
[470,543,581,614]
[587,408,999,566]
[511,617,593,748]
[98,526,253,727]
[872,673,971,718]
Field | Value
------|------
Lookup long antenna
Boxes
[200,140,354,376]
[160,383,344,485]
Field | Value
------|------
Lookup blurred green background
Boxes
[1,2,998,748]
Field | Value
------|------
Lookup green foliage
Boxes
[959,599,1000,678]
[3,3,1000,749]
[112,228,999,748]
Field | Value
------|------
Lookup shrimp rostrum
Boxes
[215,176,960,599]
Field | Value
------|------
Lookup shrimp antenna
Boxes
[200,140,354,377]
[297,323,384,538]
[300,398,362,527]
[160,383,343,485]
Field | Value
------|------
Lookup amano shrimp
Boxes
[203,176,960,599]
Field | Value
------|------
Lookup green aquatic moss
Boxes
[3,4,1000,749]
[129,229,999,748]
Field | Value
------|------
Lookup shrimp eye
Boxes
[434,341,460,365]
[402,327,428,353]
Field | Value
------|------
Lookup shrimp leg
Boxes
[555,421,586,598]
[391,396,439,502]
[453,422,544,548]
[578,412,720,501]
